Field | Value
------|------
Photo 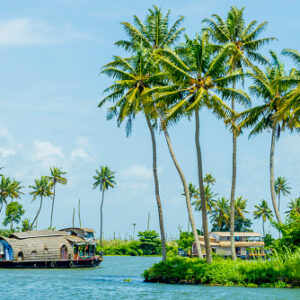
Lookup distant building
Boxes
[192,232,264,258]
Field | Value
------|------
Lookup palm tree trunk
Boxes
[230,81,237,261]
[145,116,167,261]
[270,124,282,223]
[100,189,105,247]
[195,109,212,263]
[161,122,203,259]
[50,184,56,228]
[262,220,265,239]
[30,196,43,230]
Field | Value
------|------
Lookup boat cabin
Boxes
[0,227,101,268]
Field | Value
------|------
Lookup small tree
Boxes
[138,230,162,255]
[3,201,25,230]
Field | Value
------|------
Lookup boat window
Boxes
[31,250,37,256]
[60,245,68,259]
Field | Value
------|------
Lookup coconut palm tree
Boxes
[235,196,249,220]
[204,173,216,187]
[238,51,300,224]
[278,49,300,122]
[0,177,23,217]
[115,5,184,52]
[210,198,230,231]
[203,6,275,260]
[93,166,116,247]
[156,32,249,262]
[100,48,169,260]
[29,176,53,230]
[47,167,67,228]
[193,185,217,214]
[285,197,300,218]
[101,7,185,261]
[274,177,291,215]
[253,199,273,238]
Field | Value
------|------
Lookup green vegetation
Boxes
[96,230,169,256]
[143,248,300,287]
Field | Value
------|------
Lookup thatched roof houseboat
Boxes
[0,228,102,268]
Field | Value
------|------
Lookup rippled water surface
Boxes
[0,256,299,299]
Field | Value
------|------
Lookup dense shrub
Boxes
[138,231,162,255]
[96,240,144,256]
[143,248,300,287]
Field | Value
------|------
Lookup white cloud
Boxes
[32,140,64,161]
[70,137,94,162]
[0,18,87,47]
[121,164,152,181]
[70,148,92,161]
[0,126,21,158]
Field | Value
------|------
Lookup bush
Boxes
[138,230,162,255]
[96,240,144,256]
[143,248,300,287]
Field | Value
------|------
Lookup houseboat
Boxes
[0,227,103,268]
[191,232,265,259]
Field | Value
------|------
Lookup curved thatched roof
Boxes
[1,235,72,262]
[9,230,68,239]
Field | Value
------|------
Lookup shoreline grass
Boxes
[143,248,300,288]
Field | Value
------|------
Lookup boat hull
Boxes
[0,257,103,269]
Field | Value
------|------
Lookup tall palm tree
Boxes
[274,176,291,215]
[285,197,300,218]
[93,166,116,247]
[157,33,249,263]
[210,198,230,231]
[101,7,185,261]
[115,5,184,52]
[100,49,169,260]
[203,6,275,260]
[238,51,300,224]
[47,167,67,228]
[29,176,53,230]
[253,199,273,238]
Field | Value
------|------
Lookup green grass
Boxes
[143,248,300,287]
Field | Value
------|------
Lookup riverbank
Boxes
[143,249,300,288]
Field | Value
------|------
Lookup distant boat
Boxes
[0,227,103,268]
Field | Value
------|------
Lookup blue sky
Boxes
[0,0,299,239]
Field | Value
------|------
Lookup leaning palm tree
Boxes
[203,6,275,260]
[29,176,53,230]
[156,32,249,262]
[274,177,291,215]
[93,166,116,247]
[47,167,67,228]
[285,197,300,218]
[253,199,273,238]
[238,51,300,224]
[183,183,200,232]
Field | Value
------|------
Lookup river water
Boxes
[0,256,299,299]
